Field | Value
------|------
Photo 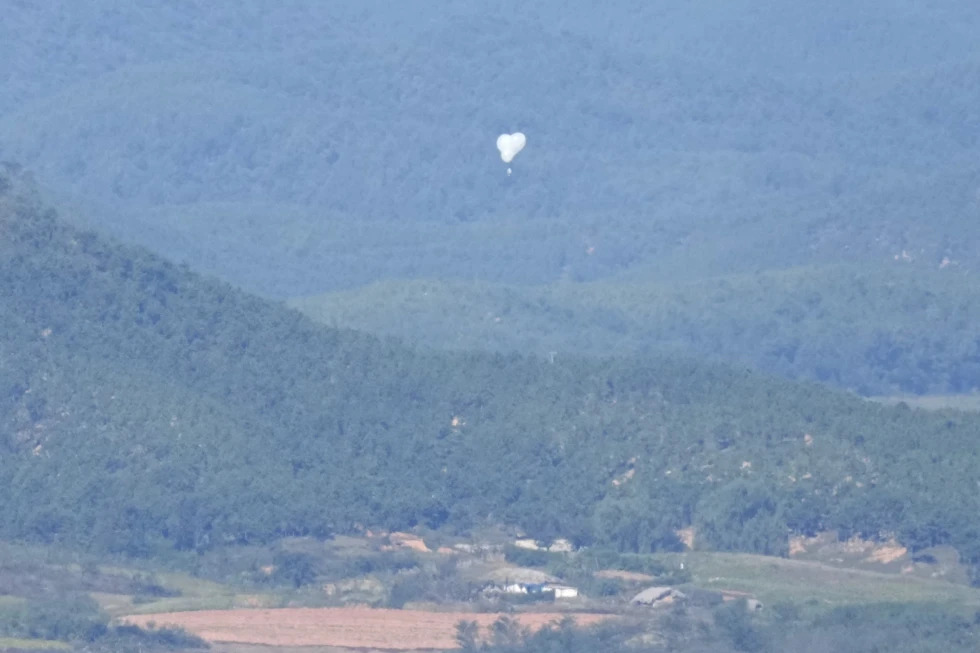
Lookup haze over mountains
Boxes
[1,1,978,299]
[1,0,979,526]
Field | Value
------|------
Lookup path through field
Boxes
[124,607,612,649]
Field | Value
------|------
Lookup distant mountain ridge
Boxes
[1,1,978,296]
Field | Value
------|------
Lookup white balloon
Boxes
[497,132,526,164]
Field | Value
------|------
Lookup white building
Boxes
[513,538,542,550]
[544,583,579,599]
[548,538,574,553]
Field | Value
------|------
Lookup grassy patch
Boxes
[870,393,980,412]
[118,592,285,616]
[0,637,71,650]
[88,592,134,616]
[665,552,980,614]
[91,566,281,617]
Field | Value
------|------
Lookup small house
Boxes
[631,586,686,607]
[544,583,579,599]
[514,538,542,550]
[548,538,574,553]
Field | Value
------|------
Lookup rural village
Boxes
[100,525,968,650]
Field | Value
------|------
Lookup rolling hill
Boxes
[289,265,980,396]
[3,164,980,577]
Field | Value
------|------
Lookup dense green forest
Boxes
[3,1,976,402]
[1,1,978,297]
[4,3,980,649]
[291,266,980,396]
[3,166,980,579]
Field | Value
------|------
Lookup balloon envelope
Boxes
[497,132,526,164]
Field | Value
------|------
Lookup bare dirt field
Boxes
[124,607,612,650]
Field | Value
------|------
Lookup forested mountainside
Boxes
[2,1,978,296]
[291,266,980,396]
[3,166,980,577]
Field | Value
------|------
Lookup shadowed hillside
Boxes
[290,265,980,396]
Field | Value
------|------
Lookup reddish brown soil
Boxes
[124,607,611,650]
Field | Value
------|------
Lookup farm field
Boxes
[670,551,980,613]
[123,607,612,649]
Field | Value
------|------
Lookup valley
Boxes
[3,2,980,650]
[4,529,980,652]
